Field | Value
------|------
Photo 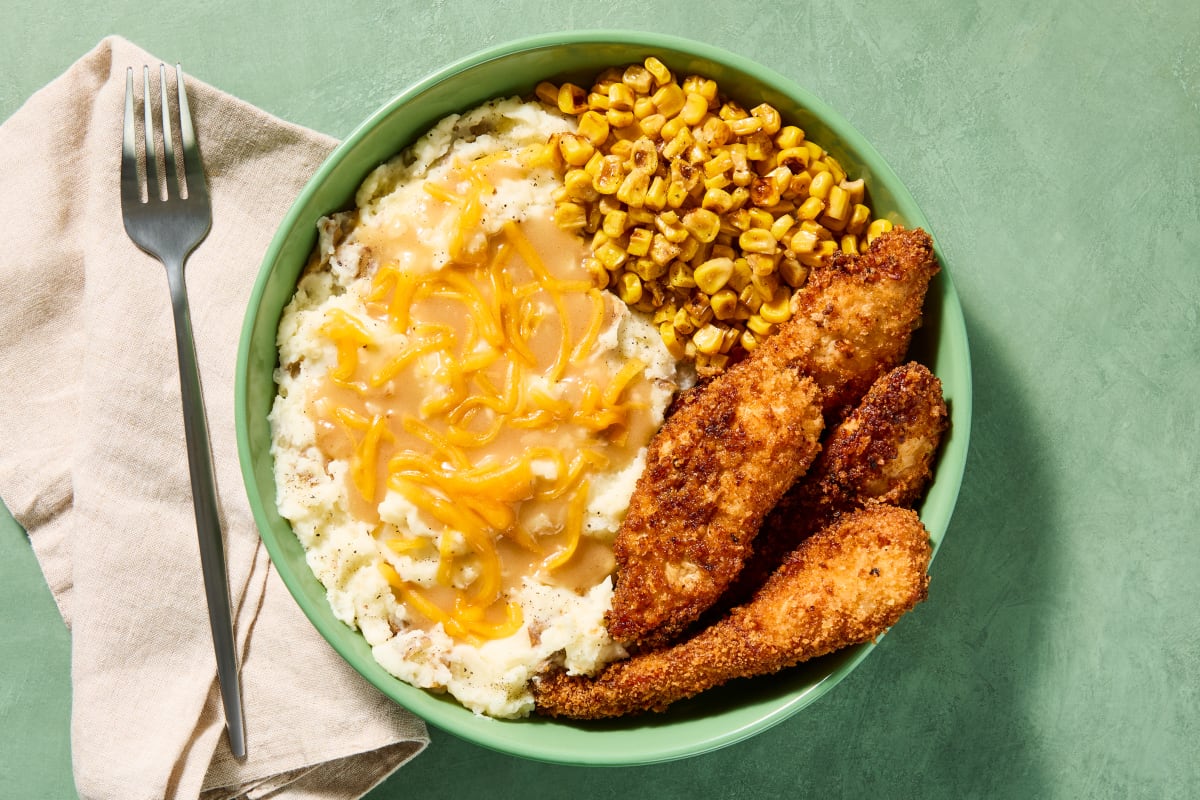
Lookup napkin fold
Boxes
[0,36,428,800]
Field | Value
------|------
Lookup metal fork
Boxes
[121,64,246,759]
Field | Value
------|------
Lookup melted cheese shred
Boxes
[306,150,659,644]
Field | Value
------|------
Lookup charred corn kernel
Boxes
[659,114,686,141]
[759,287,792,324]
[746,313,774,336]
[809,169,834,200]
[747,208,774,229]
[628,207,654,225]
[797,195,825,221]
[779,257,809,288]
[770,213,796,242]
[818,239,839,258]
[649,232,680,265]
[840,234,859,255]
[745,132,772,161]
[748,253,779,280]
[787,171,813,198]
[729,116,763,136]
[662,126,694,160]
[627,226,653,256]
[623,64,653,94]
[593,155,624,194]
[602,210,629,238]
[681,208,722,243]
[633,96,657,119]
[677,235,701,263]
[615,168,650,206]
[644,56,672,86]
[740,329,759,351]
[666,178,689,209]
[751,103,782,136]
[729,186,751,210]
[730,257,753,292]
[672,309,695,335]
[645,175,668,211]
[701,187,735,214]
[693,256,734,294]
[682,75,718,103]
[824,184,850,222]
[692,324,724,355]
[578,111,611,146]
[658,322,686,358]
[703,171,731,191]
[536,81,561,106]
[629,256,668,281]
[847,203,871,235]
[630,138,659,173]
[704,149,734,177]
[617,272,643,304]
[775,125,805,149]
[680,92,709,125]
[655,213,689,244]
[699,116,732,147]
[652,83,686,118]
[840,178,865,205]
[710,288,738,320]
[558,133,595,167]
[594,239,628,270]
[668,261,696,290]
[739,228,777,254]
[564,169,599,202]
[608,82,635,111]
[750,177,781,207]
[800,219,831,239]
[789,228,819,254]
[554,202,588,232]
[557,83,587,114]
[775,146,810,173]
[587,91,610,111]
[583,150,604,175]
[607,108,635,129]
[867,217,894,243]
[720,326,740,352]
[639,113,667,138]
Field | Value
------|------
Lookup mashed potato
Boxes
[270,97,686,717]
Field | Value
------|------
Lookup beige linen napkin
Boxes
[0,36,428,799]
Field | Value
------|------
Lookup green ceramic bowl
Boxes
[235,30,971,766]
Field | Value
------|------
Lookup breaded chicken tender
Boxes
[534,504,932,718]
[606,229,940,648]
[759,227,941,420]
[606,365,825,649]
[721,361,947,609]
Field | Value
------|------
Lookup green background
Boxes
[2,1,1196,798]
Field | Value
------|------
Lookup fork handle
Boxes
[165,263,247,759]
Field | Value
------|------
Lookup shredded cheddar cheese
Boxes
[308,150,658,641]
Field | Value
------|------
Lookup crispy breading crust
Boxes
[757,227,941,420]
[605,365,824,648]
[604,228,940,649]
[721,361,947,609]
[534,504,932,718]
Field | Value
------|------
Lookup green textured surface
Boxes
[2,1,1198,797]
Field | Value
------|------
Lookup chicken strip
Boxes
[606,363,825,649]
[535,504,932,718]
[719,361,947,610]
[606,229,940,648]
[758,226,941,420]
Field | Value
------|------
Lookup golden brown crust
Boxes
[534,505,932,719]
[756,226,941,420]
[606,364,824,648]
[604,228,940,649]
[721,361,947,609]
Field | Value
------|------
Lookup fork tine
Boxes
[160,64,179,200]
[142,66,159,201]
[121,68,140,204]
[175,65,209,205]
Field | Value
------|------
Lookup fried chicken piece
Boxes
[719,361,947,610]
[758,226,941,420]
[534,504,932,718]
[605,229,940,648]
[606,364,824,649]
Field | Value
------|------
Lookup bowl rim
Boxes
[235,28,972,766]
